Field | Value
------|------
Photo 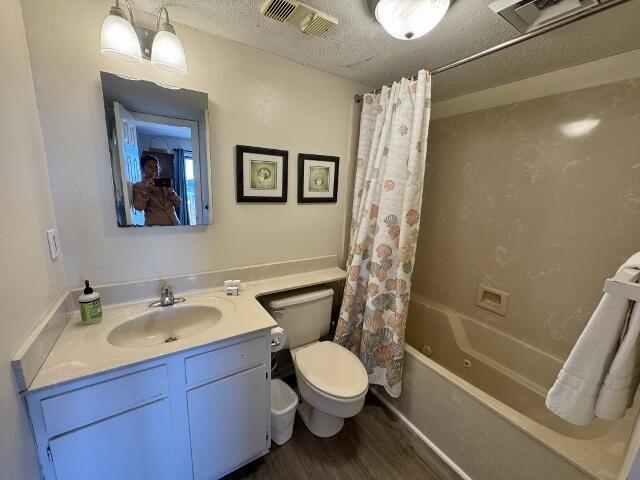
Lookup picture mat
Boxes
[302,160,335,198]
[243,152,284,197]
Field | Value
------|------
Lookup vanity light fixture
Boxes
[150,7,188,75]
[100,1,187,75]
[371,0,451,40]
[100,0,143,63]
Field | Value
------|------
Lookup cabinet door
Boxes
[49,399,177,480]
[187,365,268,480]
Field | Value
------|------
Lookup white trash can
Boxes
[271,378,298,445]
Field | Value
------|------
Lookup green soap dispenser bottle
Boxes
[79,280,103,324]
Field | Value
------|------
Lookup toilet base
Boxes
[297,400,345,437]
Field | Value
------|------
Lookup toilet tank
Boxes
[267,287,334,349]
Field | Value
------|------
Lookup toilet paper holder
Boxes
[270,327,286,352]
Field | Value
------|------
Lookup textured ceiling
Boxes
[131,0,640,100]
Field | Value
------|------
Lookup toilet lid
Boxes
[295,341,369,399]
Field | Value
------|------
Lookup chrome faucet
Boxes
[149,284,186,308]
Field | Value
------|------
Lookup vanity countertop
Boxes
[27,267,346,392]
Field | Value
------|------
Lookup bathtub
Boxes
[373,294,638,480]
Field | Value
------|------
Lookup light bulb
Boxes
[375,0,450,40]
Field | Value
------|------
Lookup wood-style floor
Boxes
[224,394,462,480]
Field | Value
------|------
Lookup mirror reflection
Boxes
[100,72,211,227]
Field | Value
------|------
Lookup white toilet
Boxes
[267,287,369,437]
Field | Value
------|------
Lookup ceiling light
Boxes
[374,0,450,40]
[151,8,188,75]
[100,0,143,63]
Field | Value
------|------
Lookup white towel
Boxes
[595,302,640,420]
[546,253,640,426]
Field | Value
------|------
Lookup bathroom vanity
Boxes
[26,332,270,480]
[17,268,346,480]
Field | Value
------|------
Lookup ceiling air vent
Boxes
[260,0,338,37]
[261,0,298,22]
[489,0,602,33]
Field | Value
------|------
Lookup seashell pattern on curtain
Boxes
[334,70,432,397]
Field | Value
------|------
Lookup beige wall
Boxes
[20,0,368,286]
[0,1,68,478]
[413,77,640,359]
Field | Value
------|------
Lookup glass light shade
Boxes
[151,30,188,75]
[100,14,143,63]
[154,82,182,90]
[375,0,450,40]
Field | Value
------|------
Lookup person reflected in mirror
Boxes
[132,154,182,226]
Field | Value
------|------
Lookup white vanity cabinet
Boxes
[24,331,271,480]
[48,398,178,480]
[188,366,268,480]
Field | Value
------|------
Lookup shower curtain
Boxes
[334,70,431,397]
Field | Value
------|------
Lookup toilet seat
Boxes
[294,341,368,399]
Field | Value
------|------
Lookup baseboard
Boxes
[370,388,473,480]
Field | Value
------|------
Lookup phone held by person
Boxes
[154,177,172,188]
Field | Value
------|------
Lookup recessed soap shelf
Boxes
[476,284,510,316]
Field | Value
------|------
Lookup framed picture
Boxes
[236,145,288,202]
[297,154,339,203]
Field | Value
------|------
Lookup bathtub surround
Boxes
[374,354,590,480]
[19,0,368,286]
[403,296,638,479]
[547,253,640,426]
[335,71,431,397]
[413,75,640,359]
[399,65,640,480]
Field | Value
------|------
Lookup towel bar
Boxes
[603,279,640,302]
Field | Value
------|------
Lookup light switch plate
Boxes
[46,229,59,260]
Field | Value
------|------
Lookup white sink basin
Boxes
[107,305,222,348]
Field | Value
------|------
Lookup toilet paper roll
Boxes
[270,327,286,352]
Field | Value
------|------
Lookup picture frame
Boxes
[236,145,288,202]
[297,153,339,203]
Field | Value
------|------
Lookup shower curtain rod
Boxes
[353,0,632,103]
